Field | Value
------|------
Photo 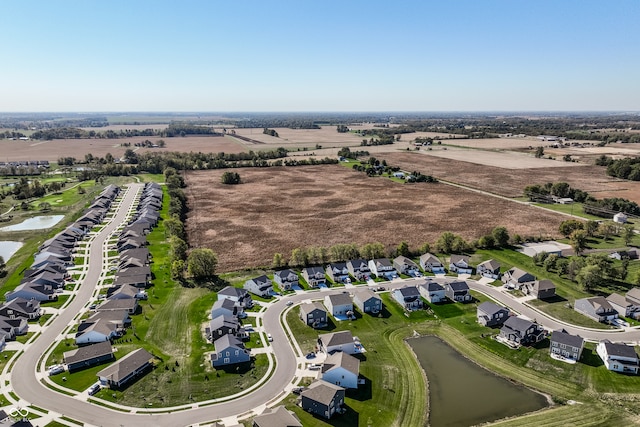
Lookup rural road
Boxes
[11,183,640,426]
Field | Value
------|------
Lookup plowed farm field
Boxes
[184,165,565,272]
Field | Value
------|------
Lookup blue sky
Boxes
[2,1,639,112]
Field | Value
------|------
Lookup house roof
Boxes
[446,280,469,291]
[218,286,249,299]
[96,298,138,312]
[372,258,392,267]
[600,340,639,360]
[249,275,271,285]
[64,341,113,365]
[450,254,470,264]
[213,333,245,351]
[212,298,238,312]
[326,293,352,307]
[116,266,151,278]
[119,248,150,262]
[507,267,534,282]
[253,406,302,427]
[319,330,354,348]
[421,281,444,292]
[0,297,40,315]
[274,269,297,279]
[551,329,584,349]
[396,286,420,298]
[113,274,148,287]
[87,310,129,324]
[322,351,360,376]
[77,318,118,338]
[606,293,631,308]
[303,266,325,275]
[353,289,380,304]
[626,287,640,302]
[300,380,345,406]
[393,256,418,268]
[97,348,155,383]
[478,259,500,270]
[477,301,507,316]
[299,302,326,318]
[533,279,555,291]
[327,262,347,271]
[419,253,442,266]
[210,314,238,331]
[107,284,139,299]
[577,296,615,312]
[503,316,537,334]
[347,259,368,270]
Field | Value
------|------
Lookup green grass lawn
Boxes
[532,202,604,221]
[528,299,614,330]
[41,295,70,309]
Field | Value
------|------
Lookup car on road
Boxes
[89,304,97,310]
[375,286,386,292]
[286,300,294,306]
[267,333,273,342]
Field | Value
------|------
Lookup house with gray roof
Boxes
[113,273,149,289]
[393,256,421,277]
[97,348,156,388]
[252,406,302,427]
[477,259,501,279]
[499,316,545,346]
[368,258,396,279]
[419,253,444,274]
[211,298,245,319]
[449,255,473,274]
[244,275,273,298]
[299,302,328,328]
[477,301,509,327]
[318,330,356,354]
[625,287,640,306]
[574,297,618,323]
[76,318,122,345]
[0,317,28,340]
[321,351,360,389]
[326,262,350,284]
[353,289,382,314]
[211,334,250,367]
[273,269,299,290]
[218,286,253,308]
[502,267,535,288]
[300,380,345,419]
[444,280,472,302]
[524,279,556,299]
[346,259,370,281]
[302,267,326,288]
[0,298,41,320]
[106,284,147,301]
[324,294,353,319]
[596,340,640,374]
[96,298,139,314]
[607,293,640,319]
[5,282,56,302]
[64,341,114,372]
[549,329,584,363]
[392,286,423,311]
[418,280,446,303]
[208,315,241,342]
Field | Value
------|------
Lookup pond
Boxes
[0,215,64,232]
[0,241,23,261]
[408,335,548,427]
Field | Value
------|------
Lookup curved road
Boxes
[11,183,640,426]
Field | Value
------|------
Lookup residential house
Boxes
[476,301,509,327]
[392,286,423,311]
[97,348,156,388]
[596,340,639,374]
[244,276,273,298]
[346,259,371,281]
[502,267,535,288]
[449,255,473,274]
[217,286,253,308]
[318,330,356,354]
[302,267,326,288]
[86,310,130,329]
[393,256,421,277]
[418,281,446,303]
[325,263,350,284]
[625,287,640,306]
[524,280,556,299]
[352,289,382,314]
[252,406,302,427]
[209,315,241,342]
[607,293,640,319]
[0,298,41,320]
[75,318,122,345]
[321,351,360,389]
[324,294,354,318]
[273,269,299,290]
[476,259,501,279]
[299,302,328,328]
[64,341,115,372]
[499,316,546,346]
[419,253,445,274]
[211,298,245,320]
[549,329,584,363]
[444,280,472,303]
[210,334,251,367]
[106,284,147,300]
[574,297,618,323]
[368,258,396,279]
[96,298,139,315]
[0,317,28,340]
[5,282,56,302]
[113,274,149,289]
[116,266,151,281]
[300,380,345,420]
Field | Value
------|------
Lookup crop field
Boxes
[184,165,565,272]
[375,152,640,201]
[0,135,247,161]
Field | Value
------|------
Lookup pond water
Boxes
[0,215,64,232]
[0,241,23,261]
[409,335,548,427]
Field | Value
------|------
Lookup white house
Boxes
[321,351,360,389]
[368,258,396,279]
[596,340,640,374]
[243,275,273,298]
[318,331,356,354]
[324,294,354,318]
[614,212,628,224]
[449,255,473,274]
[418,281,446,303]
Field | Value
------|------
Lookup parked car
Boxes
[267,333,273,342]
[88,383,101,396]
[292,387,305,395]
[305,352,316,359]
[308,364,321,370]
[48,365,65,376]
[286,300,294,306]
[376,286,386,292]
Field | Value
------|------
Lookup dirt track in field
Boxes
[184,165,566,272]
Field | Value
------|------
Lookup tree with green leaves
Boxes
[290,248,308,267]
[435,232,456,253]
[272,253,284,268]
[534,146,544,158]
[598,221,617,241]
[575,264,602,291]
[169,236,188,263]
[569,229,588,256]
[559,219,584,237]
[623,224,635,246]
[221,171,241,185]
[585,220,599,237]
[492,227,510,248]
[396,241,410,257]
[186,248,218,280]
[164,215,185,240]
[360,242,385,260]
[38,202,51,212]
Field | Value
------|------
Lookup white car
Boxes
[267,333,273,342]
[286,300,294,306]
[88,382,101,395]
[48,365,65,376]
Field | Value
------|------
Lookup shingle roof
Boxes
[253,406,302,427]
[97,348,155,383]
[421,281,444,292]
[478,301,507,316]
[397,286,420,297]
[326,293,352,306]
[551,329,584,349]
[299,302,326,318]
[64,341,113,365]
[319,330,354,347]
[601,340,639,359]
[322,351,360,376]
[300,380,345,406]
[478,259,500,270]
[447,280,469,291]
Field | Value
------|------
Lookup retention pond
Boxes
[408,335,548,427]
[0,241,23,261]
[0,215,64,232]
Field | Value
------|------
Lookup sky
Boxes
[2,0,639,112]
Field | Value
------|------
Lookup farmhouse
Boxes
[273,269,299,290]
[300,380,345,420]
[418,280,446,303]
[299,302,328,328]
[549,329,584,364]
[352,289,382,314]
[574,297,618,323]
[97,348,156,389]
[324,294,354,319]
[419,253,445,274]
[244,275,273,298]
[596,340,640,374]
[302,266,327,288]
[321,351,360,389]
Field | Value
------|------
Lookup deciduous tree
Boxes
[187,248,218,279]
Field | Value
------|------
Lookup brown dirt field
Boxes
[0,135,247,162]
[184,166,566,272]
[376,152,640,202]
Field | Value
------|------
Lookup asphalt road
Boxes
[11,183,640,426]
